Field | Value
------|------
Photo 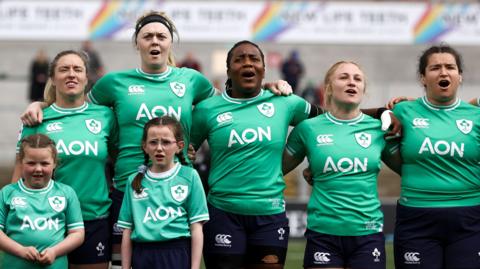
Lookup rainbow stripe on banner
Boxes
[252,2,322,42]
[413,4,469,44]
[88,0,155,40]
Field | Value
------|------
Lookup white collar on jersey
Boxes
[145,162,181,181]
[325,112,364,125]
[18,178,54,194]
[222,89,266,104]
[51,102,88,114]
[422,96,460,111]
[136,66,172,80]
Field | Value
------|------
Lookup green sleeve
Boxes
[190,106,209,150]
[87,74,114,106]
[65,186,84,231]
[117,180,133,230]
[287,95,311,126]
[186,169,209,224]
[191,71,215,105]
[0,188,6,231]
[285,124,307,159]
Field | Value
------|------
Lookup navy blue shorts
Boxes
[303,229,385,268]
[68,218,111,264]
[132,238,191,269]
[203,203,289,267]
[394,203,480,269]
[110,188,124,245]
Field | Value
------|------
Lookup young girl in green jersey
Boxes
[0,134,84,269]
[283,61,387,269]
[118,116,208,269]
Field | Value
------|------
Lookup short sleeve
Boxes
[16,125,37,153]
[191,71,215,105]
[185,170,209,224]
[287,95,311,126]
[64,186,84,231]
[0,188,6,231]
[285,124,307,160]
[117,183,133,230]
[87,74,114,106]
[190,106,209,150]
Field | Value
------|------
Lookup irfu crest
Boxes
[171,185,188,202]
[85,119,102,134]
[355,132,372,148]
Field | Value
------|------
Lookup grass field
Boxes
[0,241,394,268]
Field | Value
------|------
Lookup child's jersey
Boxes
[18,102,117,220]
[0,179,83,269]
[286,112,385,236]
[190,90,311,215]
[117,164,209,242]
[88,67,215,191]
[386,97,480,207]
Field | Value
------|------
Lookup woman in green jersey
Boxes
[385,45,480,269]
[283,61,387,269]
[12,50,117,269]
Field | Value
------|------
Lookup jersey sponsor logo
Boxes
[456,119,473,134]
[277,228,286,240]
[171,185,188,202]
[323,156,368,173]
[128,85,145,95]
[11,197,27,208]
[418,137,464,158]
[96,242,105,256]
[48,196,66,212]
[372,248,381,262]
[412,118,429,128]
[316,134,334,146]
[216,112,233,125]
[21,216,60,231]
[228,126,272,148]
[404,252,420,264]
[365,221,383,232]
[132,188,149,200]
[170,82,186,97]
[214,234,232,247]
[355,132,372,148]
[85,119,102,134]
[143,206,184,223]
[136,103,182,121]
[46,122,63,133]
[257,102,275,117]
[57,139,98,156]
[313,252,331,264]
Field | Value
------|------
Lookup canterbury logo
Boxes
[46,122,63,132]
[316,134,333,145]
[214,234,231,245]
[412,118,429,128]
[314,252,331,263]
[128,85,145,95]
[216,112,233,124]
[404,252,420,263]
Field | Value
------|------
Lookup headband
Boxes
[135,14,173,39]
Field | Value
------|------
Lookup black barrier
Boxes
[286,201,397,238]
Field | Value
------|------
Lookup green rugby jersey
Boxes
[388,97,480,207]
[286,112,385,236]
[117,164,209,242]
[0,179,83,269]
[18,102,117,220]
[190,90,311,215]
[88,67,214,191]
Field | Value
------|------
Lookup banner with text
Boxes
[1,1,479,44]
